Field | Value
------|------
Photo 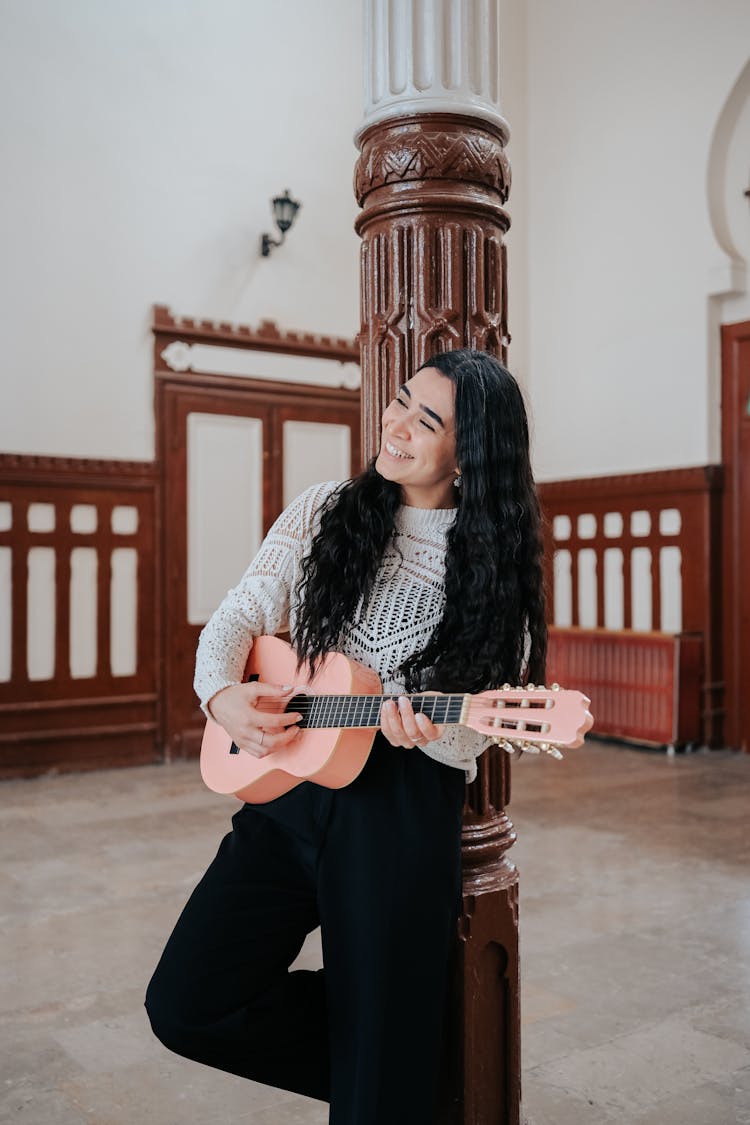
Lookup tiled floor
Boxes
[2,739,749,1124]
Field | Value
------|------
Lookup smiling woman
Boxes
[145,348,546,1124]
[375,367,460,509]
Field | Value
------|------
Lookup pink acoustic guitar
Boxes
[200,635,593,804]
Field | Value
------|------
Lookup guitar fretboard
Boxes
[287,693,466,730]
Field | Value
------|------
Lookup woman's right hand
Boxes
[207,681,303,759]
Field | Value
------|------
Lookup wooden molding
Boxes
[152,305,359,364]
[538,464,723,503]
[0,453,157,488]
[355,113,511,206]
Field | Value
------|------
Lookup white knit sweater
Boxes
[194,481,490,781]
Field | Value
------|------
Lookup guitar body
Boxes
[200,636,384,803]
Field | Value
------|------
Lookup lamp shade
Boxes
[272,190,301,234]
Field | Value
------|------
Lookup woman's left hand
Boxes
[380,694,445,749]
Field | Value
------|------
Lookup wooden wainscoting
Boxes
[547,627,702,747]
[538,466,724,746]
[0,455,160,776]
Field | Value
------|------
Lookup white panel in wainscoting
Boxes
[112,506,139,535]
[577,548,597,628]
[27,547,56,680]
[70,547,98,678]
[660,547,682,633]
[187,413,263,626]
[111,548,138,676]
[282,421,351,507]
[553,550,572,627]
[0,547,10,681]
[27,503,55,533]
[70,504,97,534]
[631,547,653,631]
[604,547,624,630]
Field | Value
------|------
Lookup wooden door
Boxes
[721,319,750,750]
[156,373,360,757]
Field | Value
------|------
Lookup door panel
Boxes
[280,404,357,507]
[158,377,360,757]
[187,412,265,625]
[721,320,750,751]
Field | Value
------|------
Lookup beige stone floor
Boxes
[1,738,749,1125]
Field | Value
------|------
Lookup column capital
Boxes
[358,0,509,141]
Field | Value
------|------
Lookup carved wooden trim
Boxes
[356,122,511,460]
[0,454,157,487]
[153,304,359,364]
[538,464,723,503]
[355,114,511,206]
[154,369,361,406]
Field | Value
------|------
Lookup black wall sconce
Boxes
[261,189,301,257]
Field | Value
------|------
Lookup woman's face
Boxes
[375,366,459,509]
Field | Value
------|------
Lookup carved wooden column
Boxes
[355,3,521,1122]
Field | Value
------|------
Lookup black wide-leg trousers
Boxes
[145,736,465,1125]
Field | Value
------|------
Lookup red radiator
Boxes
[546,628,703,747]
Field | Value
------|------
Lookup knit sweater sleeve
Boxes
[193,481,337,715]
[419,723,492,783]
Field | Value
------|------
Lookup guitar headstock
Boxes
[466,683,593,759]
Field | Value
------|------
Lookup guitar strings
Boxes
[233,695,563,743]
[249,694,465,711]
[249,692,555,706]
[249,694,551,713]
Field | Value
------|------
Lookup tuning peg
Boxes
[527,683,536,691]
[522,741,541,755]
[551,683,560,691]
[491,737,515,754]
[502,683,511,691]
[547,746,564,760]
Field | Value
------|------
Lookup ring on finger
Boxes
[259,729,265,747]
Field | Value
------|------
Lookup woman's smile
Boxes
[383,440,414,461]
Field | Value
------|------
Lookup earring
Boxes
[453,474,462,489]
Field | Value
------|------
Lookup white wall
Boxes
[3,1,749,483]
[498,0,529,396]
[0,0,362,461]
[523,0,750,480]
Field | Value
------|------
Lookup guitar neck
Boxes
[289,693,468,730]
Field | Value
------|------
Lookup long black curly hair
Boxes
[293,349,546,693]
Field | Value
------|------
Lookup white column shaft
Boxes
[360,0,507,136]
